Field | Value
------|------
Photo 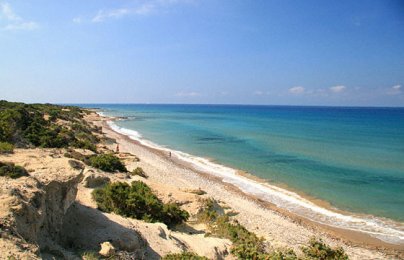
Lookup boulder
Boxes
[83,171,110,188]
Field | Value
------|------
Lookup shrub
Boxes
[162,252,209,260]
[89,153,127,172]
[92,181,189,227]
[263,249,298,260]
[0,142,14,154]
[74,139,97,152]
[131,167,147,178]
[196,198,219,224]
[162,203,191,227]
[197,198,299,260]
[80,251,99,260]
[0,162,29,179]
[301,238,348,260]
[0,100,98,151]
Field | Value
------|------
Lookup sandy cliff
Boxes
[0,149,85,258]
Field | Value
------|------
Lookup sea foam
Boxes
[106,120,404,245]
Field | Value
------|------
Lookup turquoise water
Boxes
[81,104,404,240]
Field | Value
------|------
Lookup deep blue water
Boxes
[81,104,404,222]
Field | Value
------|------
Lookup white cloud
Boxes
[72,17,82,24]
[387,85,402,95]
[0,2,38,31]
[175,91,201,97]
[253,90,272,96]
[329,85,346,93]
[92,8,133,23]
[88,0,193,23]
[253,90,264,96]
[288,86,305,95]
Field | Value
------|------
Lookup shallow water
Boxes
[80,104,404,244]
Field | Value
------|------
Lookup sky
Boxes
[0,0,403,106]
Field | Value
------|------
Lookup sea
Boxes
[79,104,404,245]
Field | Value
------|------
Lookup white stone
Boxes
[99,242,115,257]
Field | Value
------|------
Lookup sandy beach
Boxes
[85,111,404,259]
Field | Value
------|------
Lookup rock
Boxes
[68,160,84,170]
[99,242,115,257]
[157,226,168,239]
[0,149,84,259]
[60,202,147,256]
[83,172,110,188]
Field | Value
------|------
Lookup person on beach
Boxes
[169,151,171,157]
[116,144,120,153]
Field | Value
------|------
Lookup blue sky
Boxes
[0,0,403,106]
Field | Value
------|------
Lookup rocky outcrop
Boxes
[0,149,85,258]
[60,202,146,256]
[83,170,110,188]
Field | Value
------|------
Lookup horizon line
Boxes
[59,102,404,109]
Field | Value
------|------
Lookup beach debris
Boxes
[186,188,207,195]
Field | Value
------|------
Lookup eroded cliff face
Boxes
[0,149,86,258]
[0,149,143,259]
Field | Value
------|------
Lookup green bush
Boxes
[0,142,14,154]
[196,198,219,224]
[80,251,99,260]
[0,100,98,151]
[89,153,127,172]
[262,249,298,260]
[162,252,209,260]
[162,203,191,227]
[197,198,299,260]
[92,181,189,227]
[0,162,29,179]
[301,238,348,260]
[131,167,147,178]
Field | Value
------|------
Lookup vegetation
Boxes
[187,188,206,195]
[89,153,127,172]
[162,252,209,260]
[0,100,98,151]
[92,181,189,227]
[64,150,128,173]
[80,251,100,260]
[197,198,271,259]
[0,142,14,154]
[301,238,348,260]
[0,162,29,179]
[131,167,147,178]
[197,199,347,260]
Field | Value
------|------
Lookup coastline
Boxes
[87,110,403,259]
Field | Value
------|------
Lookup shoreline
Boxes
[88,111,404,258]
